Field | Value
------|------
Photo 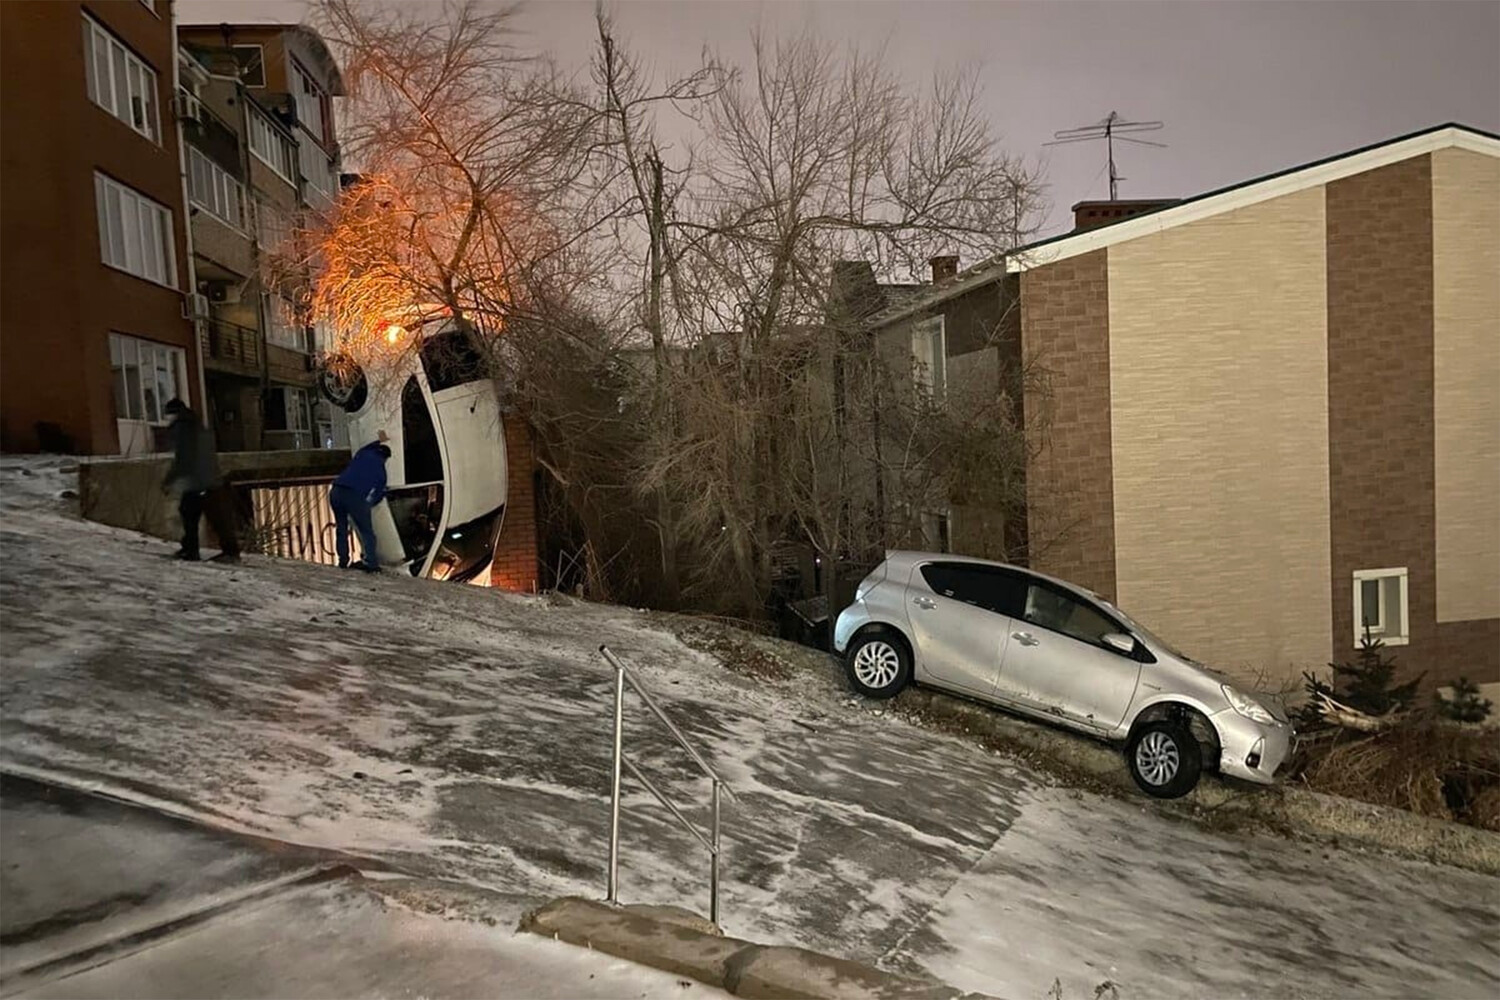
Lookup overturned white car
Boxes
[318,319,508,583]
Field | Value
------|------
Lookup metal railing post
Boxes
[607,647,625,905]
[710,779,721,926]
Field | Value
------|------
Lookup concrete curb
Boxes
[893,686,1500,877]
[519,897,996,1000]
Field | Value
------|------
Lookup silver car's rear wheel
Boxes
[1125,719,1203,799]
[844,632,912,699]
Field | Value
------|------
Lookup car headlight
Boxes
[1221,684,1274,724]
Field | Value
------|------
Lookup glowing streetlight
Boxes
[385,324,404,345]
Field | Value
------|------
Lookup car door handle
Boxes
[913,597,937,610]
[1011,631,1039,646]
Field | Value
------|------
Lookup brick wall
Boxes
[1326,157,1441,680]
[1329,155,1500,686]
[1021,250,1116,599]
[489,413,539,593]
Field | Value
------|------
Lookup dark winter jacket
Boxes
[163,410,220,492]
[334,441,389,506]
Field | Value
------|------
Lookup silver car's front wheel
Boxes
[1135,730,1179,785]
[1125,719,1202,799]
[844,632,911,699]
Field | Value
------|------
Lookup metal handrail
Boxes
[599,644,730,925]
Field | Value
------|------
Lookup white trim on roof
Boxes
[868,125,1500,331]
[1007,126,1500,273]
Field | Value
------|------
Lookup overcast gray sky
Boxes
[179,0,1500,238]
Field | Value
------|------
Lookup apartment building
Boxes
[0,4,346,457]
[1,0,198,455]
[177,22,345,452]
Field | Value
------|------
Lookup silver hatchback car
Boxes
[833,552,1292,798]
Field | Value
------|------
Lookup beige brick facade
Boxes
[1431,147,1500,629]
[1108,188,1332,678]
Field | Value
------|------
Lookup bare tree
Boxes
[635,30,1045,615]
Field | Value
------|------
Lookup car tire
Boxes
[1125,719,1202,799]
[844,631,912,700]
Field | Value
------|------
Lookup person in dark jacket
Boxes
[162,398,240,563]
[331,435,390,571]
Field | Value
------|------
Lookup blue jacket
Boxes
[334,441,388,505]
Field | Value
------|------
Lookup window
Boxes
[82,15,160,142]
[919,562,1026,617]
[1353,568,1409,646]
[921,511,951,554]
[264,387,311,433]
[255,197,291,251]
[248,105,296,181]
[110,333,186,426]
[292,62,327,144]
[262,293,306,350]
[231,45,265,87]
[95,173,176,286]
[420,327,487,392]
[1023,583,1122,649]
[912,315,946,398]
[298,136,336,203]
[188,148,243,228]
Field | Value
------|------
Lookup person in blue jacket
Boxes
[331,433,391,572]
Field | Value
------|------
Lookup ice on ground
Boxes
[2,454,1497,1000]
[24,880,731,1000]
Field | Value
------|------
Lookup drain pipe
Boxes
[170,5,210,424]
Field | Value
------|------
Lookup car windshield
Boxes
[430,505,504,583]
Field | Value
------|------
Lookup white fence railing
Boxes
[242,479,361,567]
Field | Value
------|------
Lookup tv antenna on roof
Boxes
[1045,111,1166,201]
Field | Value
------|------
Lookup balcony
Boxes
[204,319,262,377]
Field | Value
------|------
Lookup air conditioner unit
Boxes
[174,90,202,124]
[185,292,211,319]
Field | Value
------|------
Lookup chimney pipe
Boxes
[929,255,959,283]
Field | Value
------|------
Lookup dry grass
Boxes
[1291,721,1500,831]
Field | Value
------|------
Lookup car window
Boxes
[420,327,487,393]
[401,375,444,484]
[1023,583,1121,648]
[919,563,1026,617]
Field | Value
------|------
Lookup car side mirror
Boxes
[1102,632,1135,655]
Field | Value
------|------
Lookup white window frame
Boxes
[912,315,947,398]
[188,148,244,229]
[1352,567,1409,647]
[139,1,159,14]
[248,105,296,183]
[94,172,177,287]
[82,14,160,143]
[110,333,188,453]
[284,387,312,433]
[254,196,292,251]
[262,292,306,351]
[291,60,327,144]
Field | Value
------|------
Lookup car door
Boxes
[905,562,1018,696]
[993,577,1143,730]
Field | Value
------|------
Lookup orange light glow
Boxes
[385,325,403,344]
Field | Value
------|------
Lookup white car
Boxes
[318,319,507,583]
[833,552,1293,798]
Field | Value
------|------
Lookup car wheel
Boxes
[1126,720,1202,799]
[845,631,911,700]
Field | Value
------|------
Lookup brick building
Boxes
[177,22,344,453]
[2,0,198,454]
[865,123,1500,690]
